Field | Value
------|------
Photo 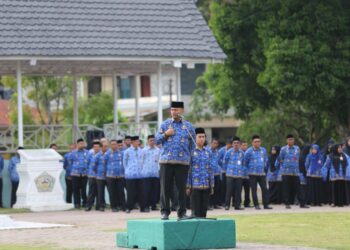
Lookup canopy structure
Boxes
[0,0,226,146]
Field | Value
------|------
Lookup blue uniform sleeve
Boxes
[321,156,331,181]
[223,150,230,172]
[155,122,167,145]
[209,152,214,189]
[244,149,251,167]
[123,150,129,170]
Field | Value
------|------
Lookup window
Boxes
[88,77,102,96]
[118,76,135,99]
[141,75,151,97]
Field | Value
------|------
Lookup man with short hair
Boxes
[123,136,143,213]
[105,139,126,212]
[224,136,246,210]
[244,135,272,210]
[140,135,160,211]
[218,138,233,205]
[69,138,89,209]
[277,134,309,209]
[8,147,24,207]
[85,141,101,211]
[208,138,221,209]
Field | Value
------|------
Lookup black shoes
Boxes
[264,206,273,210]
[235,207,244,210]
[85,206,92,212]
[255,206,261,210]
[300,205,310,208]
[286,205,291,209]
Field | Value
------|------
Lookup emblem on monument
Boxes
[35,171,55,192]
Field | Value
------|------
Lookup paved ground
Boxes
[1,205,349,250]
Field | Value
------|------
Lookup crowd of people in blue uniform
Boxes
[1,120,350,216]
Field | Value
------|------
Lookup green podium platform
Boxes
[116,218,236,250]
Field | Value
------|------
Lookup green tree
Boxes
[63,91,127,127]
[192,0,350,146]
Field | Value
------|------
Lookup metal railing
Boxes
[0,122,159,153]
[103,121,158,141]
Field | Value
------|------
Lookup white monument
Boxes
[14,149,73,212]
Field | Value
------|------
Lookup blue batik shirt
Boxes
[95,151,107,180]
[156,118,195,166]
[224,148,247,178]
[63,151,72,178]
[0,155,4,178]
[277,145,300,176]
[69,149,89,176]
[244,146,268,176]
[123,146,142,179]
[8,155,20,182]
[208,147,221,176]
[105,149,124,178]
[187,147,214,189]
[141,146,160,178]
[87,150,100,178]
[218,146,230,173]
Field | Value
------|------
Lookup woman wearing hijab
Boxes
[267,146,282,204]
[320,139,334,205]
[305,144,323,206]
[322,144,348,207]
[299,144,311,205]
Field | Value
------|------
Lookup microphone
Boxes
[177,114,185,120]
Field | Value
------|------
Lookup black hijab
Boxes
[330,144,347,175]
[268,145,280,172]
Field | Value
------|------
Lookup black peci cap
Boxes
[171,101,184,108]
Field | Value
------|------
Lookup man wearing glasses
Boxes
[244,135,272,210]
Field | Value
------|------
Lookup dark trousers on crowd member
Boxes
[225,177,243,209]
[72,175,88,208]
[160,164,189,217]
[249,175,269,208]
[86,177,97,209]
[221,173,227,205]
[242,178,251,207]
[126,179,143,211]
[0,178,3,207]
[282,175,305,206]
[332,180,347,207]
[141,177,160,210]
[106,177,126,210]
[11,181,19,207]
[347,181,350,205]
[210,175,221,207]
[65,177,73,203]
[321,179,332,205]
[191,189,210,218]
[268,181,283,204]
[96,179,106,210]
[307,177,322,206]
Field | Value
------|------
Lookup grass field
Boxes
[0,208,30,214]
[220,212,350,250]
